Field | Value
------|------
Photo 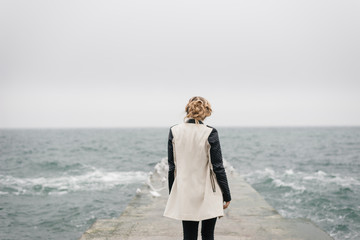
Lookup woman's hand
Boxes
[223,201,230,209]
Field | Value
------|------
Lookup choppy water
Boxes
[0,127,359,240]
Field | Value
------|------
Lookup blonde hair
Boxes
[184,96,212,123]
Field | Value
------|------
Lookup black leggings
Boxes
[182,217,217,240]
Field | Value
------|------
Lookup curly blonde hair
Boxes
[184,96,212,123]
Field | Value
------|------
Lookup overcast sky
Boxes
[1,0,359,128]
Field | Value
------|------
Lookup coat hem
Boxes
[163,213,224,221]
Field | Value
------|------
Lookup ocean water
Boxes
[0,127,359,240]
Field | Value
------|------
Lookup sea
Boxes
[0,127,359,240]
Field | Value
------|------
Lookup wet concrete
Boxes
[79,164,333,240]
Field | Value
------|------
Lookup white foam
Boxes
[244,167,276,179]
[273,179,306,191]
[48,191,68,196]
[264,168,275,176]
[316,170,327,176]
[149,190,161,197]
[330,175,360,187]
[154,157,169,176]
[303,171,360,187]
[0,169,147,195]
[145,158,169,196]
[223,159,236,174]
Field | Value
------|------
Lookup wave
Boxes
[272,179,306,191]
[244,168,360,189]
[0,169,147,195]
[303,171,360,187]
[242,166,360,240]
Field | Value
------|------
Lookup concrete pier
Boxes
[79,162,333,240]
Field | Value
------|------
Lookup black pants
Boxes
[182,217,217,240]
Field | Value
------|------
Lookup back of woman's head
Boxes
[185,96,212,123]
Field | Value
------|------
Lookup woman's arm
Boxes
[168,128,175,194]
[208,127,231,202]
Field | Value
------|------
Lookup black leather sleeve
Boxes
[168,128,175,194]
[208,127,231,202]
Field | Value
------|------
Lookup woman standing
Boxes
[163,96,231,240]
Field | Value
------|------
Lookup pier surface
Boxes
[79,165,333,240]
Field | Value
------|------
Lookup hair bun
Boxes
[185,96,212,122]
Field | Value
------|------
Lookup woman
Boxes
[163,96,231,240]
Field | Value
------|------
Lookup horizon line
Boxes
[1,124,360,129]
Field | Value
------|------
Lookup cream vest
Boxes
[163,122,224,221]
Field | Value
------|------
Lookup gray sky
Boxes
[1,0,359,128]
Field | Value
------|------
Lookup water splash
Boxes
[0,169,147,195]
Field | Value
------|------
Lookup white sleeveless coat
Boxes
[163,122,224,221]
